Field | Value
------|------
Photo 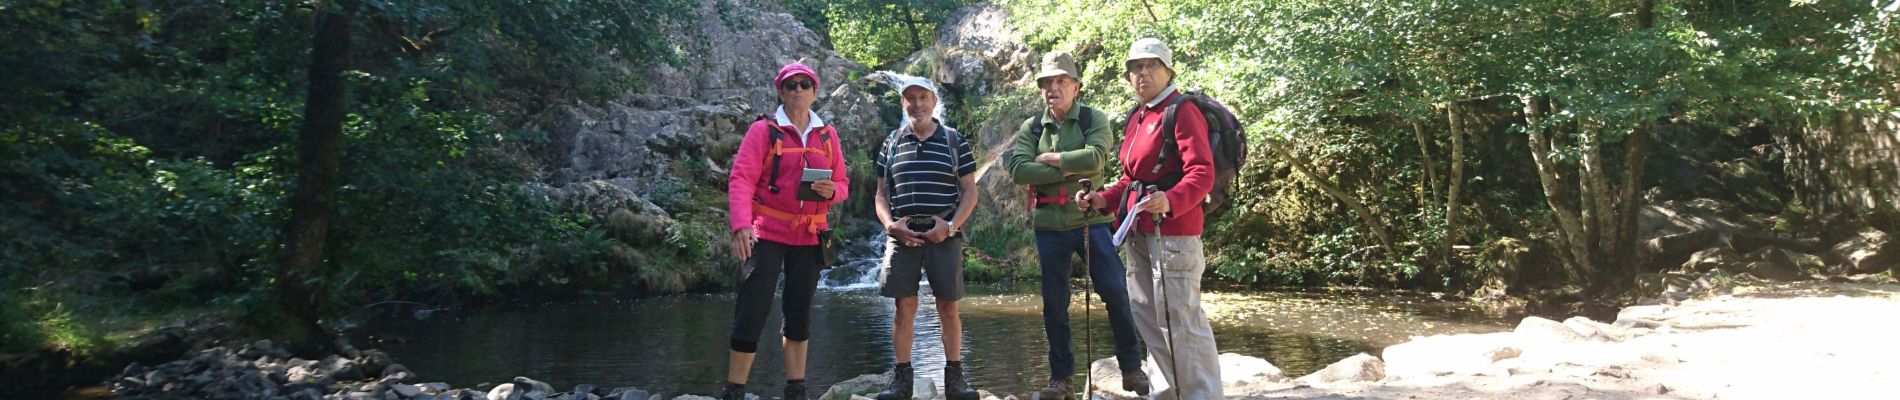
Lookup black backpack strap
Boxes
[1031,111,1046,137]
[1079,105,1094,135]
[881,128,904,213]
[1153,94,1193,174]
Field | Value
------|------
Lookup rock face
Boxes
[638,0,863,115]
[908,4,1042,235]
[528,0,884,226]
[919,4,1036,99]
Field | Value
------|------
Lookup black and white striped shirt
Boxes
[876,124,977,219]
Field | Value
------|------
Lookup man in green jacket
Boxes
[1007,51,1150,399]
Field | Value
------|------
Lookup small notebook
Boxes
[797,168,833,201]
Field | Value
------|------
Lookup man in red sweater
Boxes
[1080,37,1225,399]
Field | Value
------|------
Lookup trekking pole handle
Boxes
[1143,184,1164,222]
[1077,179,1094,216]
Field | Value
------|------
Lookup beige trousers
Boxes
[1124,232,1224,399]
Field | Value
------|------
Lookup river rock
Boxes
[1218,353,1284,384]
[321,355,366,381]
[822,373,890,400]
[605,387,650,400]
[513,376,555,395]
[1087,357,1141,400]
[1516,316,1607,345]
[488,383,517,400]
[1294,353,1385,384]
[1381,332,1522,378]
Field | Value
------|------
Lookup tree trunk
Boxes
[1612,0,1656,284]
[278,0,355,354]
[1522,95,1595,282]
[1442,105,1468,271]
[1267,141,1398,264]
[1637,0,1654,30]
[1616,125,1650,280]
[901,0,923,52]
[1413,120,1442,216]
[1581,121,1615,267]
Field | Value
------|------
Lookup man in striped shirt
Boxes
[872,76,981,400]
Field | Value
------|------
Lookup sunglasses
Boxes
[780,80,814,91]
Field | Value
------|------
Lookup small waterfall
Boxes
[819,232,886,290]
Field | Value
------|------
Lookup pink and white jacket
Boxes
[727,107,850,246]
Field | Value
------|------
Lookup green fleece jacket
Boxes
[1006,104,1116,231]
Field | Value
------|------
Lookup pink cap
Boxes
[775,62,820,91]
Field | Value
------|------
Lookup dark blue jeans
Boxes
[1035,223,1143,379]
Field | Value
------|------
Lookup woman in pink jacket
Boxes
[718,62,849,400]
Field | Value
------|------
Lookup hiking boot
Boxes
[874,364,914,400]
[717,382,746,400]
[1122,368,1151,395]
[943,363,979,400]
[1028,377,1073,400]
[784,380,808,400]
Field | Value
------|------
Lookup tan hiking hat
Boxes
[1035,51,1081,81]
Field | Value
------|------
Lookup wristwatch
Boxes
[945,220,957,235]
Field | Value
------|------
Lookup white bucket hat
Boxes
[1125,37,1174,72]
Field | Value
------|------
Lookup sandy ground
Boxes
[1220,282,1900,400]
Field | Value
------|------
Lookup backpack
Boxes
[880,123,967,219]
[1126,91,1248,214]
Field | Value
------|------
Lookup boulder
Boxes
[1561,316,1618,341]
[321,355,364,381]
[1615,305,1668,327]
[1380,332,1522,378]
[487,383,516,400]
[1217,353,1284,384]
[1829,227,1899,274]
[1741,246,1811,281]
[1514,316,1604,345]
[1639,229,1723,271]
[1087,358,1144,400]
[1680,247,1741,272]
[513,377,555,396]
[392,383,424,398]
[1294,353,1385,384]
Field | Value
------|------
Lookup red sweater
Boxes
[1103,91,1215,236]
[727,119,850,246]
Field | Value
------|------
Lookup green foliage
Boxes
[992,0,1896,290]
[0,0,702,350]
[786,0,971,67]
[962,220,1040,283]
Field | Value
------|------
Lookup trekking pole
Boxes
[1144,184,1180,400]
[1077,179,1095,400]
